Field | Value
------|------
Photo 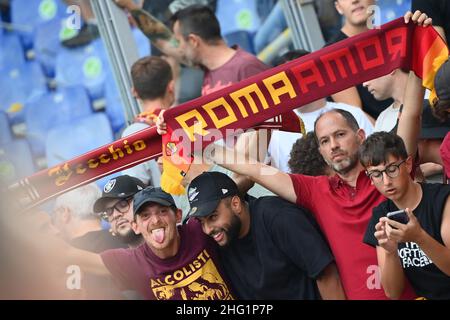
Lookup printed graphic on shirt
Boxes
[150,249,233,300]
[202,81,232,96]
[398,242,433,268]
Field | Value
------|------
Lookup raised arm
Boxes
[210,145,297,204]
[156,110,298,202]
[396,71,424,157]
[114,0,191,66]
[21,210,112,278]
[397,11,433,157]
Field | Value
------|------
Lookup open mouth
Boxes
[385,188,396,195]
[211,231,224,243]
[151,227,166,244]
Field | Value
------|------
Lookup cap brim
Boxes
[134,198,175,215]
[93,193,134,213]
[187,198,221,218]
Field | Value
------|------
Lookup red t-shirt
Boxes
[201,46,269,96]
[100,219,234,300]
[289,172,416,300]
[441,132,450,181]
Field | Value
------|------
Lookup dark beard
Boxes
[222,214,241,248]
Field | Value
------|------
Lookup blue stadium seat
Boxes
[25,85,92,158]
[0,139,36,186]
[11,0,67,50]
[216,0,261,35]
[224,30,255,54]
[0,61,47,124]
[132,27,151,58]
[0,32,26,72]
[55,39,108,100]
[45,112,113,167]
[45,112,115,189]
[0,16,3,42]
[0,111,13,145]
[33,18,65,78]
[104,75,126,134]
[378,0,411,24]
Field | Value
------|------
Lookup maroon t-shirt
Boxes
[201,46,269,96]
[100,219,234,300]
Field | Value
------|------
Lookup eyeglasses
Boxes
[100,198,132,221]
[366,159,407,183]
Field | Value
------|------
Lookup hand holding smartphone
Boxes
[386,209,409,225]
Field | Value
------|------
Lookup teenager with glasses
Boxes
[361,132,450,300]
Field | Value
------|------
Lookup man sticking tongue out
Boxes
[133,187,182,259]
[152,228,165,244]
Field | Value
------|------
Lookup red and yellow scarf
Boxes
[10,18,448,208]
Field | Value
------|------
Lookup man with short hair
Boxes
[114,2,269,95]
[268,49,374,173]
[361,131,450,300]
[121,56,175,185]
[168,5,269,96]
[130,56,175,123]
[93,175,146,248]
[187,171,345,299]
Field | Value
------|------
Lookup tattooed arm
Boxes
[114,0,191,65]
[131,9,191,64]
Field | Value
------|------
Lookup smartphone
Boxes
[386,209,409,224]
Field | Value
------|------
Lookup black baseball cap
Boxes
[93,175,146,213]
[187,172,239,218]
[133,187,177,216]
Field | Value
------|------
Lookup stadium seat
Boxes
[132,27,151,58]
[45,112,113,167]
[0,139,36,186]
[224,30,255,54]
[55,39,108,100]
[25,85,92,158]
[0,61,47,124]
[10,0,67,50]
[0,32,26,71]
[216,0,261,35]
[0,111,13,145]
[378,0,411,24]
[104,75,126,134]
[45,112,115,189]
[33,18,65,78]
[0,16,3,42]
